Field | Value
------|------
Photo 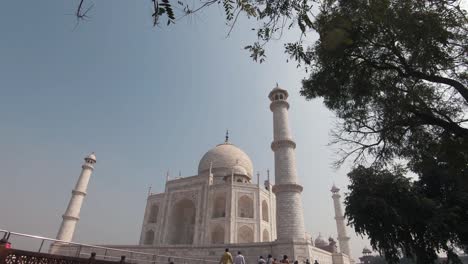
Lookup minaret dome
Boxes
[268,84,289,102]
[85,152,97,164]
[331,184,340,193]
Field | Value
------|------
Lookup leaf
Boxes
[298,19,305,33]
[302,14,313,28]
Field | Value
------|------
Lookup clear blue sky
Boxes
[0,0,368,257]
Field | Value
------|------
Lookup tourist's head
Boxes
[238,251,242,255]
[283,255,288,260]
[268,255,272,258]
[225,248,229,252]
[260,256,263,259]
[294,261,298,264]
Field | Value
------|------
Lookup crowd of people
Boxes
[220,248,320,264]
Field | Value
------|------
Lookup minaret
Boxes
[331,184,351,257]
[269,84,306,241]
[56,153,96,242]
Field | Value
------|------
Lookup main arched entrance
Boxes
[167,198,196,244]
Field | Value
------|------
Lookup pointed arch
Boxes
[148,204,159,223]
[212,194,226,218]
[262,200,269,222]
[211,225,225,244]
[262,229,270,242]
[238,195,254,218]
[144,230,155,245]
[237,225,254,243]
[167,198,196,244]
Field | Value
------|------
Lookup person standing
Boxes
[258,256,266,264]
[266,255,273,264]
[220,249,234,264]
[235,251,246,264]
[280,255,289,264]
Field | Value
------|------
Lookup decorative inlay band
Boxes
[72,190,86,196]
[270,100,289,111]
[272,183,303,193]
[271,139,296,151]
[82,164,94,170]
[62,215,79,221]
[171,190,199,204]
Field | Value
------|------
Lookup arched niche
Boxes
[211,225,225,244]
[237,225,254,243]
[262,229,270,242]
[262,200,269,222]
[167,198,196,244]
[212,194,226,218]
[148,204,159,223]
[144,230,154,245]
[238,195,254,218]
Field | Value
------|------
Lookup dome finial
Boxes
[225,129,229,143]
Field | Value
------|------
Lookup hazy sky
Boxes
[0,0,368,258]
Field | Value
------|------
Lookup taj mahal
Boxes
[53,85,354,264]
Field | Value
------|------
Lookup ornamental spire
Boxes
[225,130,229,143]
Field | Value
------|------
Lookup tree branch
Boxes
[407,70,468,104]
[408,107,468,138]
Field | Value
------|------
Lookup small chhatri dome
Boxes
[331,184,340,193]
[232,164,248,176]
[314,233,327,247]
[362,246,372,254]
[85,152,96,163]
[198,136,253,178]
[268,83,289,101]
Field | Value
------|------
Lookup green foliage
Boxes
[144,0,317,60]
[298,0,468,263]
[223,0,235,21]
[244,42,266,63]
[284,41,311,67]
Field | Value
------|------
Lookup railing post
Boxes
[76,245,82,257]
[38,239,45,252]
[104,248,108,260]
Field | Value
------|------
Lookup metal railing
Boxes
[0,229,219,264]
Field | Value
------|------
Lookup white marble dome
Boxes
[198,143,253,178]
[315,234,328,247]
[232,165,248,176]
